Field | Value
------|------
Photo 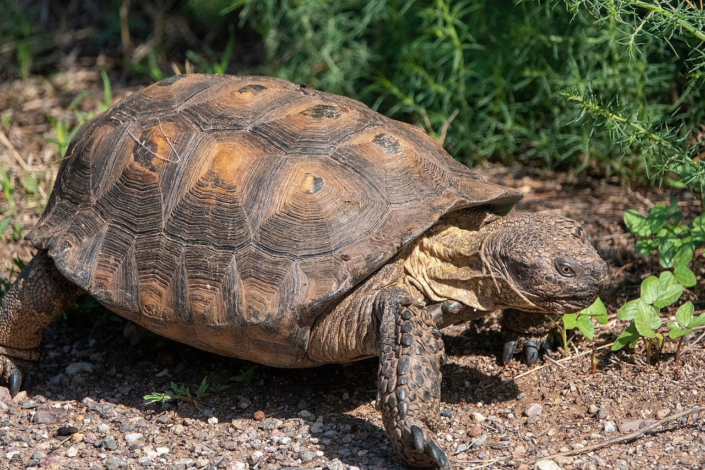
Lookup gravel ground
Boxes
[1,69,704,470]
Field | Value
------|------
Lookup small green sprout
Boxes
[144,376,216,404]
[667,302,705,365]
[562,297,608,342]
[230,365,257,384]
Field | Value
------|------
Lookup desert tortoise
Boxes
[0,74,608,469]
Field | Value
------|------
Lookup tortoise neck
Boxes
[403,224,499,313]
[403,219,542,314]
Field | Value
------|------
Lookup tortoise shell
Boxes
[28,74,522,366]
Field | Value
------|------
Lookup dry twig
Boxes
[527,405,705,463]
[0,130,31,172]
[512,342,614,380]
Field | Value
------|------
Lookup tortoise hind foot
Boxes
[0,346,39,397]
[0,251,83,395]
[378,297,448,469]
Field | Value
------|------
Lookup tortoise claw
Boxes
[524,339,540,366]
[410,424,424,452]
[425,439,449,470]
[502,340,518,365]
[539,336,553,354]
[9,369,22,398]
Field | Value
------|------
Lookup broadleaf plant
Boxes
[613,273,684,363]
[667,302,705,366]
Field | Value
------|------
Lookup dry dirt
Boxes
[0,69,704,470]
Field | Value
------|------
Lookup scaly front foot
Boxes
[378,295,449,469]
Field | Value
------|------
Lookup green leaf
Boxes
[646,204,669,234]
[577,298,607,321]
[624,210,651,237]
[657,236,677,269]
[563,313,577,330]
[655,332,664,349]
[592,298,608,324]
[634,300,660,338]
[691,312,705,328]
[673,244,694,268]
[667,324,692,339]
[675,301,694,327]
[617,299,639,321]
[635,239,656,256]
[577,314,594,339]
[640,276,659,305]
[653,271,683,308]
[692,214,705,241]
[673,265,697,288]
[612,323,639,351]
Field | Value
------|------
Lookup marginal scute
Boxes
[26,74,522,367]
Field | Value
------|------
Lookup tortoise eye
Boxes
[556,261,575,277]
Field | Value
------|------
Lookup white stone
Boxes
[64,362,94,375]
[207,417,218,425]
[124,433,143,443]
[535,460,561,470]
[67,446,78,457]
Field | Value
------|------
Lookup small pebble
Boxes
[101,436,118,451]
[33,408,69,424]
[124,433,143,443]
[253,410,265,421]
[207,417,218,425]
[238,398,251,409]
[65,362,94,375]
[467,425,482,438]
[524,403,543,424]
[535,460,561,470]
[470,434,488,448]
[0,387,12,404]
[604,421,616,434]
[57,425,79,436]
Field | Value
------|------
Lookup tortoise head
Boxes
[482,215,609,314]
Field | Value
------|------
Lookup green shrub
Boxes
[229,0,704,185]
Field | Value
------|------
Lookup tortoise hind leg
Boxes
[0,251,84,395]
[377,288,449,469]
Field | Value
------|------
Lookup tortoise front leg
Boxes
[0,251,84,395]
[377,289,449,469]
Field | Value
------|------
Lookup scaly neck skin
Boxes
[403,222,540,317]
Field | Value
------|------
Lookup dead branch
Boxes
[527,405,705,464]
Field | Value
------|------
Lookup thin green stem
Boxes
[562,93,668,144]
[627,0,705,43]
